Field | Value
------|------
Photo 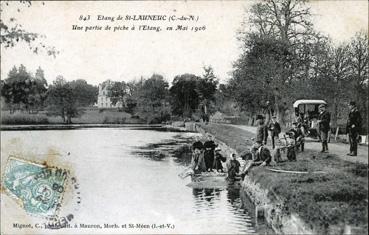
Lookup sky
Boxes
[1,0,368,86]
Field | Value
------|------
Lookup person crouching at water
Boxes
[226,153,240,182]
[204,134,218,172]
[213,148,226,172]
[191,142,206,174]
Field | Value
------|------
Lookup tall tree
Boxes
[196,66,218,115]
[1,64,47,112]
[28,66,48,112]
[170,74,200,117]
[136,74,170,123]
[108,81,127,108]
[69,79,98,107]
[234,0,320,123]
[46,76,75,123]
[347,31,369,131]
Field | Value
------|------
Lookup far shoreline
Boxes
[0,123,188,131]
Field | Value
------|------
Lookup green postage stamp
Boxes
[3,157,68,219]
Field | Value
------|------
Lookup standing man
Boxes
[346,101,362,156]
[268,116,281,149]
[317,104,331,153]
[203,134,218,171]
[250,115,268,160]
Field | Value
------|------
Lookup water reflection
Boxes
[191,187,256,234]
[1,128,259,234]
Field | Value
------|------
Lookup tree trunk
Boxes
[67,115,72,124]
[332,96,338,129]
[61,107,65,123]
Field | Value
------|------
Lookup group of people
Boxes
[314,101,362,156]
[190,100,363,181]
[258,101,362,156]
[191,135,227,174]
[190,135,242,181]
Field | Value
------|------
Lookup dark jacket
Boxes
[346,107,362,134]
[213,152,226,170]
[257,147,272,164]
[227,159,240,179]
[268,122,281,135]
[318,110,331,132]
[256,124,268,144]
[288,128,304,141]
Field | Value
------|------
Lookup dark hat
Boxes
[192,141,203,150]
[349,101,356,106]
[256,114,264,120]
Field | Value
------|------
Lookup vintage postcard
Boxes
[1,0,368,234]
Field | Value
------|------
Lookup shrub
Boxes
[1,112,49,125]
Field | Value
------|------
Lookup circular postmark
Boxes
[3,157,82,230]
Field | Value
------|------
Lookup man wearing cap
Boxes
[346,101,362,156]
[317,104,331,153]
[268,116,281,149]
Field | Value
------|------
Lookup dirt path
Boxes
[230,124,368,164]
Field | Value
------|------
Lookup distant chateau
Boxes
[97,80,123,109]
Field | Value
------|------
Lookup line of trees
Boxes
[225,0,368,129]
[0,65,219,124]
[104,66,218,123]
[1,65,98,123]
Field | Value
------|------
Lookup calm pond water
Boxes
[1,127,258,234]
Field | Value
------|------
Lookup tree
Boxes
[233,0,321,123]
[246,0,315,45]
[1,64,47,113]
[135,74,170,123]
[28,66,48,112]
[46,76,76,123]
[170,74,200,117]
[231,36,294,122]
[108,81,127,108]
[69,79,98,107]
[0,1,58,57]
[196,66,218,115]
[347,31,369,132]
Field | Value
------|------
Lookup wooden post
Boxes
[335,127,339,141]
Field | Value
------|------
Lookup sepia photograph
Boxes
[1,0,368,234]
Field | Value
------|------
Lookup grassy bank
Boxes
[201,123,368,234]
[1,109,145,125]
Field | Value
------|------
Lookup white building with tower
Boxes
[97,80,123,109]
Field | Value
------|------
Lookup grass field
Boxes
[201,123,368,234]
